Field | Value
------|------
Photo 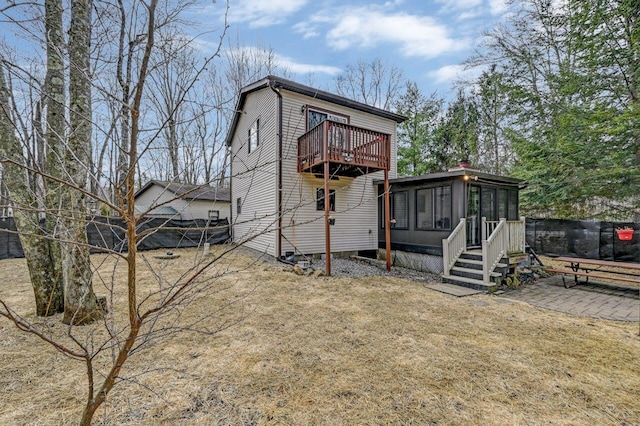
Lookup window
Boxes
[481,187,496,221]
[434,185,451,229]
[316,188,336,211]
[208,210,220,220]
[415,185,452,230]
[416,188,433,229]
[248,118,259,153]
[508,190,518,220]
[498,189,508,219]
[236,197,242,215]
[391,191,409,228]
[306,107,348,131]
[306,107,349,150]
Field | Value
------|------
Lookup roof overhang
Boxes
[224,75,407,147]
[375,168,525,188]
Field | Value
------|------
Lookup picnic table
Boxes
[547,256,640,288]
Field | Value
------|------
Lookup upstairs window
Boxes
[306,107,349,131]
[236,197,242,215]
[248,118,259,153]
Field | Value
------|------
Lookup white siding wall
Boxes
[180,200,230,221]
[135,185,230,220]
[278,91,398,255]
[230,88,278,255]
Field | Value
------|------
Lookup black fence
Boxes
[526,218,639,262]
[0,216,230,260]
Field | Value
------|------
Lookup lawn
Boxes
[0,247,638,425]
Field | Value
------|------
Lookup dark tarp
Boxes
[0,216,230,259]
[526,218,639,262]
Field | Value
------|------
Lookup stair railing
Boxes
[482,218,507,284]
[484,217,526,254]
[443,218,466,276]
[505,216,526,254]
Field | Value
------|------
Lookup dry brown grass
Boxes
[1,247,639,425]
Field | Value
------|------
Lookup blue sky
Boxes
[196,0,511,98]
[0,0,511,100]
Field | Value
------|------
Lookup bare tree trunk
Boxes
[115,0,131,202]
[0,0,68,316]
[63,0,101,325]
[43,0,67,313]
[0,62,63,316]
[168,117,180,181]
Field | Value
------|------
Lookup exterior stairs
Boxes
[441,251,509,293]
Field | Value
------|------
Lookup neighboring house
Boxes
[376,163,527,291]
[134,180,230,221]
[225,76,406,270]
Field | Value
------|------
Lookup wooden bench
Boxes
[545,267,640,288]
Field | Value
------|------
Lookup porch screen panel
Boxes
[392,191,408,229]
[416,188,432,229]
[498,189,508,219]
[508,190,518,220]
[434,185,451,229]
[481,187,496,221]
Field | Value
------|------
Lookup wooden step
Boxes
[455,258,508,270]
[450,266,502,280]
[441,274,499,293]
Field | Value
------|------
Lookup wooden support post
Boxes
[384,168,391,271]
[324,145,331,277]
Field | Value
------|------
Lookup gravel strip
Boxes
[236,245,440,283]
[311,257,440,283]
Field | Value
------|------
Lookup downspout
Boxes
[269,80,283,259]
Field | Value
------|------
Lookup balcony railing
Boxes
[298,120,391,176]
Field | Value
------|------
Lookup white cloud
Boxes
[488,0,508,15]
[429,64,465,84]
[436,0,483,10]
[277,56,342,76]
[302,8,467,59]
[227,0,309,28]
[226,46,341,76]
[292,22,320,39]
[428,64,483,84]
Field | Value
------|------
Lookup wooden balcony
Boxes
[297,120,391,178]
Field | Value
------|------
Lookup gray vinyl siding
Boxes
[230,88,278,255]
[278,91,399,255]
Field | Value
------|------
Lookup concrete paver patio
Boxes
[499,275,639,322]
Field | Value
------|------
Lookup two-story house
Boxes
[225,76,406,274]
[226,76,526,289]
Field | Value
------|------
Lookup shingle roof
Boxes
[134,180,231,202]
[134,205,180,216]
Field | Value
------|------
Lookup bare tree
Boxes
[0,0,65,316]
[146,28,200,183]
[334,57,405,111]
[1,0,234,423]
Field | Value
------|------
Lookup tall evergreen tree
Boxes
[395,81,443,176]
[430,90,479,172]
[470,0,640,219]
